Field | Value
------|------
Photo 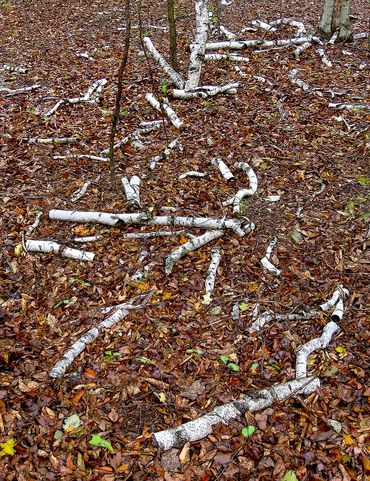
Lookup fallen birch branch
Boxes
[53,154,107,162]
[185,0,209,90]
[122,230,187,239]
[172,82,239,99]
[204,53,249,62]
[289,68,311,92]
[165,230,223,274]
[205,36,319,51]
[28,137,81,145]
[251,20,275,32]
[320,284,349,322]
[25,211,43,237]
[26,240,94,261]
[219,25,238,40]
[270,18,306,36]
[222,161,258,213]
[146,93,183,128]
[0,64,28,73]
[328,103,370,112]
[294,42,312,58]
[211,157,234,180]
[316,47,332,67]
[71,181,91,202]
[248,308,320,333]
[44,79,107,117]
[261,237,281,276]
[178,171,207,179]
[143,37,185,88]
[121,176,141,210]
[0,84,40,96]
[73,235,103,243]
[149,139,181,170]
[152,377,318,450]
[204,247,221,295]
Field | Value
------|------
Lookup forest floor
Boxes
[0,0,369,480]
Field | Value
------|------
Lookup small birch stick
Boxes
[131,262,156,281]
[218,25,238,40]
[0,64,28,73]
[26,240,94,261]
[261,237,281,276]
[149,139,180,170]
[328,103,370,112]
[222,162,258,213]
[211,157,234,180]
[316,47,332,67]
[28,137,80,145]
[143,37,185,88]
[53,154,107,162]
[270,18,306,36]
[71,181,91,202]
[295,321,340,380]
[121,176,141,210]
[178,171,206,179]
[249,309,320,333]
[49,210,254,236]
[205,248,221,295]
[172,83,239,99]
[146,93,183,128]
[185,0,210,90]
[0,84,40,96]
[205,36,319,50]
[25,211,43,237]
[49,307,129,378]
[294,42,312,58]
[320,285,349,322]
[251,20,276,32]
[73,236,103,243]
[122,230,187,239]
[165,230,223,274]
[204,53,249,62]
[329,30,339,44]
[289,68,311,92]
[152,377,319,450]
[231,304,240,321]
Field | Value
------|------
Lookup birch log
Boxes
[261,237,281,275]
[28,137,80,145]
[205,36,319,50]
[26,240,94,261]
[152,377,318,450]
[185,0,209,90]
[222,162,258,213]
[328,103,370,111]
[204,248,221,294]
[204,53,250,62]
[49,307,129,378]
[146,93,183,128]
[165,230,223,274]
[49,209,255,236]
[251,20,276,32]
[172,83,239,99]
[211,158,234,180]
[143,37,185,88]
[270,18,306,36]
[121,176,141,210]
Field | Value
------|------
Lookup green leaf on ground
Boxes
[220,355,229,365]
[282,471,299,481]
[356,176,370,186]
[209,306,221,316]
[137,356,155,365]
[89,434,115,453]
[241,425,255,438]
[227,362,240,372]
[0,439,16,457]
[239,301,249,312]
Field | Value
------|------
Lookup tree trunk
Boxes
[318,0,351,41]
[167,0,179,71]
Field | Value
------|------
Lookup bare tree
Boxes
[318,0,351,41]
[108,0,131,188]
[167,0,179,71]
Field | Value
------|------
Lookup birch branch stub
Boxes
[71,181,91,202]
[149,139,181,170]
[146,93,183,128]
[205,36,319,51]
[165,230,223,274]
[261,237,281,276]
[211,158,234,180]
[26,240,94,261]
[152,377,319,450]
[25,211,43,237]
[121,176,141,210]
[173,83,239,99]
[204,248,221,295]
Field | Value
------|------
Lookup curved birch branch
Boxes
[211,157,234,180]
[222,161,258,213]
[165,230,223,274]
[261,237,281,276]
[25,211,43,237]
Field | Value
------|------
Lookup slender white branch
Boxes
[0,64,28,73]
[122,230,187,239]
[222,162,258,213]
[219,25,238,40]
[146,93,183,128]
[289,68,311,92]
[165,230,223,274]
[28,137,80,144]
[185,0,209,90]
[73,236,103,243]
[71,181,91,202]
[328,103,370,112]
[251,20,276,32]
[205,36,319,50]
[205,248,221,295]
[25,211,43,237]
[49,210,254,236]
[205,53,249,62]
[149,139,181,170]
[26,240,94,261]
[152,377,319,450]
[249,309,320,333]
[294,42,312,58]
[316,47,332,67]
[173,82,239,99]
[0,84,40,96]
[261,237,281,276]
[121,176,141,210]
[178,171,207,179]
[53,154,108,162]
[211,157,234,180]
[270,18,306,36]
[143,37,185,88]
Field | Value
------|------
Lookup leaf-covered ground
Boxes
[0,0,369,479]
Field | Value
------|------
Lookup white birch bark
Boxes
[49,209,254,236]
[270,18,306,36]
[205,248,221,295]
[143,37,185,88]
[53,154,108,162]
[251,20,276,32]
[316,47,332,67]
[211,158,234,180]
[328,103,370,111]
[218,25,238,40]
[25,211,43,237]
[261,237,281,276]
[294,42,312,58]
[152,377,319,450]
[0,84,40,96]
[319,0,336,37]
[28,137,80,144]
[178,171,207,179]
[165,230,223,274]
[73,236,103,243]
[204,53,250,62]
[185,0,209,90]
[146,93,183,128]
[289,68,311,92]
[49,307,129,378]
[222,162,258,213]
[149,139,180,170]
[121,176,141,210]
[71,181,91,202]
[122,230,187,239]
[249,309,320,333]
[205,36,319,50]
[26,240,94,261]
[173,83,239,99]
[0,65,28,73]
